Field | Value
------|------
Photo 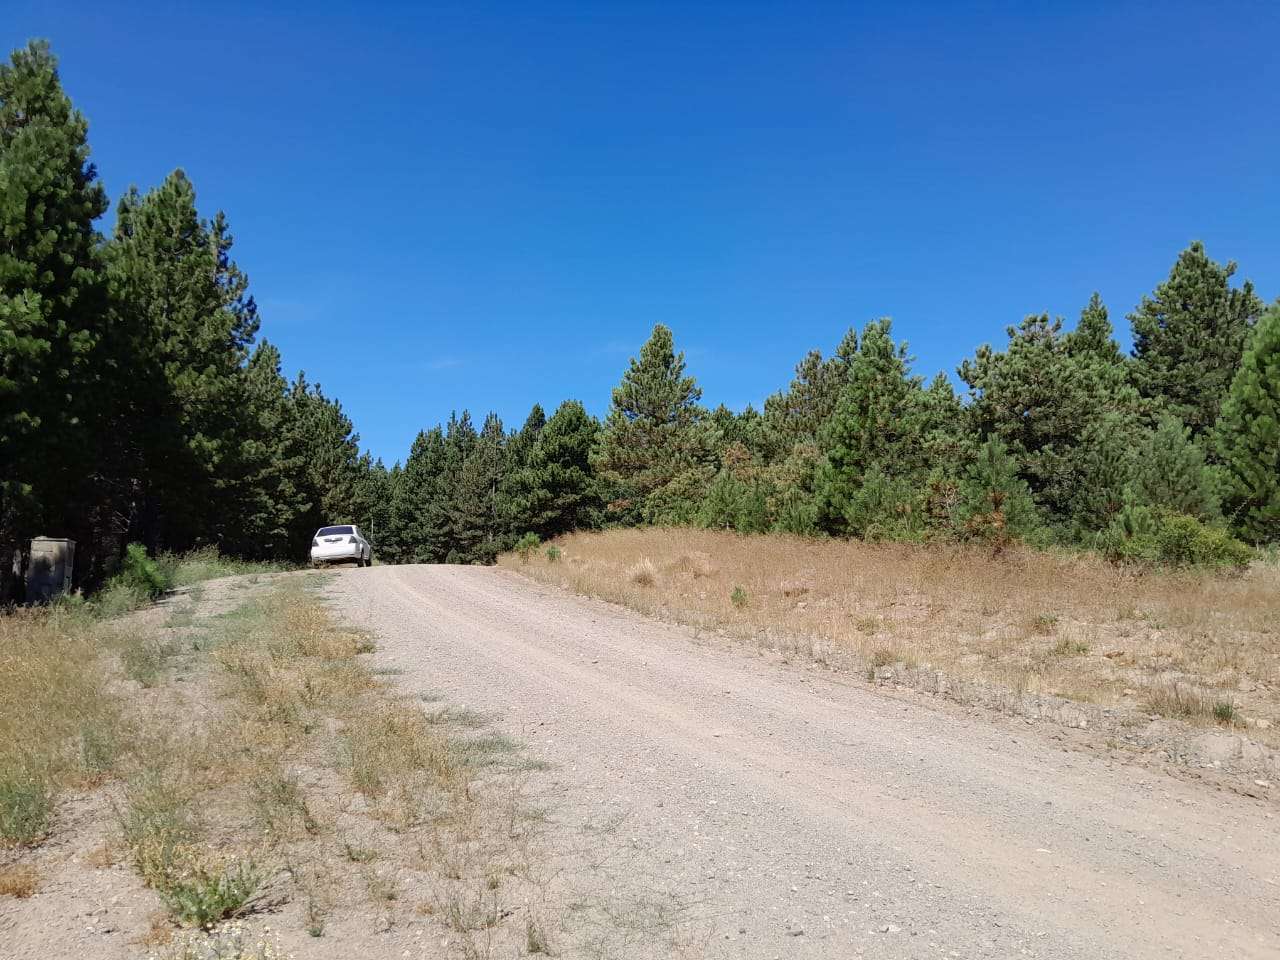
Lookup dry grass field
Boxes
[499,528,1280,746]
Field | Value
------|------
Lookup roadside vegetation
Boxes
[500,529,1280,743]
[1,559,557,958]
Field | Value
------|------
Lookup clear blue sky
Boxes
[9,1,1279,463]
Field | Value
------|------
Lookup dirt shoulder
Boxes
[328,563,1280,960]
[1,572,578,960]
[498,529,1280,790]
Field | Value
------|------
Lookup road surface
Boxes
[328,564,1280,959]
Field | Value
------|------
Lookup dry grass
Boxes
[120,576,557,953]
[0,605,123,844]
[0,861,38,898]
[500,528,1280,741]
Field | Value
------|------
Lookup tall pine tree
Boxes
[813,319,922,535]
[592,324,717,524]
[110,170,260,550]
[1129,242,1263,436]
[1215,304,1280,543]
[0,40,109,589]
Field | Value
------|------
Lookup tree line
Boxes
[1,42,374,595]
[371,269,1277,568]
[4,40,1278,594]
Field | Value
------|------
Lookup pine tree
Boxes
[1131,415,1218,520]
[497,404,546,536]
[592,324,717,524]
[513,400,601,538]
[955,437,1043,547]
[230,341,311,558]
[396,426,449,562]
[960,312,1139,527]
[288,373,366,544]
[813,319,922,535]
[760,327,858,461]
[110,170,260,550]
[448,412,507,563]
[0,40,109,587]
[1215,304,1280,543]
[1130,242,1263,436]
[1066,293,1124,364]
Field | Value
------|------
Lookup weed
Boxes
[306,897,326,937]
[0,862,38,898]
[452,733,521,769]
[120,768,198,888]
[545,545,562,563]
[156,854,263,929]
[526,915,552,954]
[1051,638,1090,656]
[250,771,318,841]
[365,870,400,902]
[514,532,542,564]
[1031,613,1059,634]
[0,773,52,845]
[1144,682,1212,721]
[730,586,748,609]
[627,558,658,587]
[342,842,379,863]
[1213,700,1237,725]
[79,723,118,778]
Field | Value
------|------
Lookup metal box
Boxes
[26,537,76,603]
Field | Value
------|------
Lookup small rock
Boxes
[879,924,891,933]
[1255,780,1271,788]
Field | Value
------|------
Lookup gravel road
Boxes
[328,564,1280,959]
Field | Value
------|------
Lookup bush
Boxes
[545,545,562,563]
[97,543,170,614]
[514,533,541,564]
[1097,507,1253,570]
[157,855,263,929]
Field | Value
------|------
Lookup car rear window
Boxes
[317,526,354,536]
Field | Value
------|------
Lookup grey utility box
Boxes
[26,537,76,604]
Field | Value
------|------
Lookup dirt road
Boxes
[329,564,1280,959]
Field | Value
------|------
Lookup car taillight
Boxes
[348,536,357,543]
[312,539,319,546]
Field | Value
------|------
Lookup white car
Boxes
[310,524,373,567]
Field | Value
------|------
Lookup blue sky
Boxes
[9,1,1279,463]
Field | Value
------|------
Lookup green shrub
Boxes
[0,771,53,844]
[1097,507,1253,570]
[96,544,170,614]
[545,545,562,563]
[730,586,748,608]
[157,856,263,928]
[514,533,541,564]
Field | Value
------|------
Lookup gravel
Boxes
[328,564,1280,959]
